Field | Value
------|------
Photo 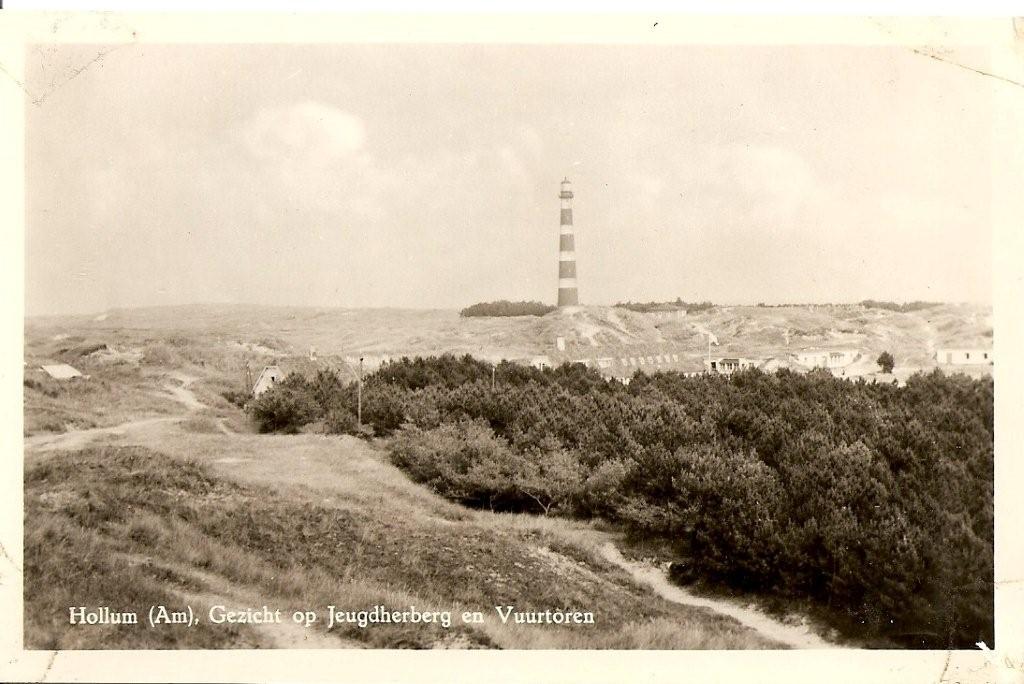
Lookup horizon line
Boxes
[23,297,994,320]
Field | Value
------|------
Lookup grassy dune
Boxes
[25,301,992,374]
[22,302,991,434]
[25,429,781,649]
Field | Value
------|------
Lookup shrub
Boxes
[860,300,941,313]
[577,458,630,519]
[247,375,319,434]
[389,422,519,508]
[360,383,408,436]
[24,377,61,398]
[389,422,585,514]
[324,406,359,435]
[877,351,895,374]
[512,448,584,516]
[142,343,180,367]
[614,299,714,314]
[221,389,251,408]
[459,300,555,317]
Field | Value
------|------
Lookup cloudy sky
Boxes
[25,43,993,315]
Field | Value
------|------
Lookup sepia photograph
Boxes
[2,10,1022,684]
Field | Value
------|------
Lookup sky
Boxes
[24,43,993,315]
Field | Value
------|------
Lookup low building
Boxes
[40,363,83,380]
[644,309,687,319]
[757,357,791,373]
[793,349,858,370]
[252,365,283,396]
[936,348,993,365]
[706,357,759,374]
[529,355,553,370]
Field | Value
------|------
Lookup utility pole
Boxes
[357,356,363,428]
[491,364,496,391]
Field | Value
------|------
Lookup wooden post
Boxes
[357,357,363,427]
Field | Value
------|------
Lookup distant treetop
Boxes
[460,300,556,318]
[859,300,942,313]
[614,299,715,314]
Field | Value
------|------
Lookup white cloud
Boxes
[225,101,389,221]
[725,144,818,221]
[635,173,666,203]
[238,100,367,166]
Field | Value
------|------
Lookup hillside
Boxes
[25,301,992,374]
[22,301,991,438]
[25,409,788,649]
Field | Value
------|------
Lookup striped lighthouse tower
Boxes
[557,177,579,307]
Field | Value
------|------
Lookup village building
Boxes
[935,348,993,365]
[534,338,707,379]
[252,365,283,397]
[528,355,553,370]
[639,306,687,320]
[39,363,84,380]
[792,349,858,370]
[705,357,759,374]
[758,357,790,373]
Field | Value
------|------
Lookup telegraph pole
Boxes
[357,356,363,427]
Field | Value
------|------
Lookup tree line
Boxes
[459,301,556,317]
[246,354,993,648]
[614,298,715,314]
[859,300,942,313]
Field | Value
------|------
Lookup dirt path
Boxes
[598,542,840,649]
[162,373,206,412]
[26,372,209,455]
[24,416,181,453]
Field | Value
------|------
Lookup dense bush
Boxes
[24,376,62,398]
[385,361,992,648]
[860,299,941,313]
[459,300,556,317]
[614,298,714,314]
[246,374,320,434]
[247,354,993,648]
[390,421,582,515]
[877,351,895,373]
[220,388,250,408]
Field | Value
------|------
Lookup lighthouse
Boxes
[557,177,579,307]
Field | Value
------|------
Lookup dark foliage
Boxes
[246,374,319,434]
[459,300,556,317]
[220,389,250,408]
[615,298,715,314]
[247,354,993,648]
[860,300,942,313]
[877,351,896,374]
